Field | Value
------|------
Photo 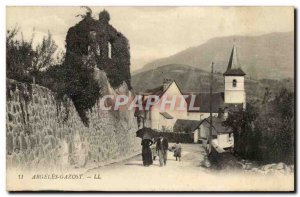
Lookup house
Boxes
[137,44,246,135]
[185,92,225,121]
[140,79,188,131]
[173,119,202,143]
[199,116,234,153]
[184,92,244,121]
[184,44,246,121]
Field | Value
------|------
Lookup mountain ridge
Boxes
[133,31,294,80]
[131,64,294,103]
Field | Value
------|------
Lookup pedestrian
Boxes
[141,139,153,166]
[156,136,169,166]
[151,137,158,161]
[173,141,182,161]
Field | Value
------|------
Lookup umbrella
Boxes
[136,127,157,140]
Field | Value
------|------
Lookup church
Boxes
[139,44,246,136]
[184,43,246,122]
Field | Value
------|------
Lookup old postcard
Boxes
[6,6,295,191]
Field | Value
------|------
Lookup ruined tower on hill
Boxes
[63,9,132,125]
[65,9,132,89]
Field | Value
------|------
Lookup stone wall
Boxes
[6,79,140,171]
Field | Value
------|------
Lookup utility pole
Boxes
[208,62,214,154]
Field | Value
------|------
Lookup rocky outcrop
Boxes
[6,78,140,171]
[238,160,294,175]
[250,163,294,175]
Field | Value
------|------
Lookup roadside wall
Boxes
[6,79,140,171]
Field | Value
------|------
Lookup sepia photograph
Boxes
[5,6,295,191]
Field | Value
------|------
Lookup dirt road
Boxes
[83,143,293,191]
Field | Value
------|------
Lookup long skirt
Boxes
[142,146,153,166]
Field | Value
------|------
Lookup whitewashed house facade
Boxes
[138,44,246,145]
[198,117,234,152]
[141,79,188,131]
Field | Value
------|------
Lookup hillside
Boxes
[131,64,294,102]
[135,32,294,80]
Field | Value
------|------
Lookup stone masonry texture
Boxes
[6,79,140,171]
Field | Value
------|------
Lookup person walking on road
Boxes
[141,139,153,166]
[173,141,182,161]
[151,137,158,161]
[156,136,168,166]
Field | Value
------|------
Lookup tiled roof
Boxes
[140,81,185,110]
[201,117,232,135]
[143,85,165,96]
[160,112,174,119]
[223,68,246,76]
[185,92,225,112]
[173,119,202,133]
[185,92,244,113]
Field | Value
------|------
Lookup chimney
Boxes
[163,78,172,91]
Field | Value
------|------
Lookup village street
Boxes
[83,144,294,191]
[9,143,293,191]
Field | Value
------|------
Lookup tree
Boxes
[225,87,294,164]
[6,27,58,84]
[30,32,58,83]
[272,88,294,163]
[6,27,34,82]
[224,104,259,158]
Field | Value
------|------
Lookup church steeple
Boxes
[223,44,245,76]
[223,43,246,109]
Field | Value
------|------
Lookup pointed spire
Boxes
[223,43,246,76]
[227,44,239,70]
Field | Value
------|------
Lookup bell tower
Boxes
[223,44,246,108]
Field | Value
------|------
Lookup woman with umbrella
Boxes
[141,134,153,166]
[137,128,156,166]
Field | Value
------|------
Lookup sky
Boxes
[6,6,294,71]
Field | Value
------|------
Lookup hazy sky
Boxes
[6,6,294,71]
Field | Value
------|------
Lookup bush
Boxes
[224,88,294,164]
[6,27,58,84]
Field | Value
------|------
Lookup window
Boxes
[108,42,112,59]
[232,79,237,87]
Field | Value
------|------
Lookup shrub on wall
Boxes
[7,10,132,127]
[62,11,132,125]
